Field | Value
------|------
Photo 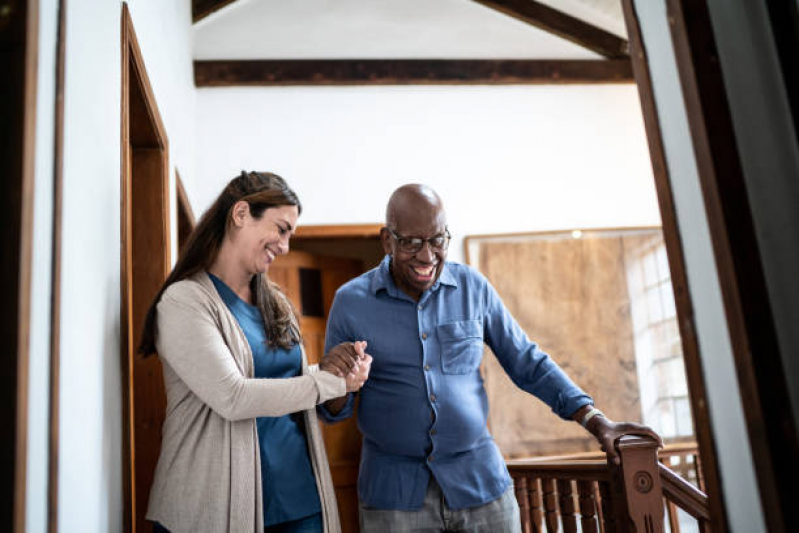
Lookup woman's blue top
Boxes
[209,273,322,526]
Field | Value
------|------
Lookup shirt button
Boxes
[427,455,434,462]
[430,394,436,402]
[418,305,423,311]
[424,365,431,371]
[430,429,437,435]
[422,333,427,340]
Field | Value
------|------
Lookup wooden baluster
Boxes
[515,475,532,533]
[694,453,706,493]
[598,480,619,533]
[542,478,560,533]
[557,479,578,533]
[665,500,681,533]
[530,476,545,533]
[658,458,681,533]
[577,480,599,533]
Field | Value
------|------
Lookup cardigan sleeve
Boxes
[155,288,346,421]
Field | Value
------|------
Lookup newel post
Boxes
[609,435,665,533]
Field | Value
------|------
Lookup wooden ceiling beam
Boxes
[194,59,633,86]
[193,0,239,23]
[471,0,629,58]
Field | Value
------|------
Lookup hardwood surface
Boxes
[476,233,647,458]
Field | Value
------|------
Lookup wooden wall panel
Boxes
[478,234,647,458]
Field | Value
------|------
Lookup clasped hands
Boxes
[319,341,372,392]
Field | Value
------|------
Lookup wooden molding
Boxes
[121,4,171,532]
[0,0,41,530]
[619,0,729,531]
[194,59,634,86]
[471,0,629,58]
[192,0,238,23]
[175,172,195,228]
[294,224,383,240]
[48,0,67,531]
[666,1,795,531]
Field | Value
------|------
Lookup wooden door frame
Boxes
[619,1,729,530]
[0,0,38,530]
[661,1,797,531]
[120,4,171,532]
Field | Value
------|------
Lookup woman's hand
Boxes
[345,353,372,392]
[320,341,367,377]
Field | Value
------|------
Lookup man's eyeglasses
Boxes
[386,228,451,254]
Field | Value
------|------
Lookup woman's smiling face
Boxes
[232,203,299,275]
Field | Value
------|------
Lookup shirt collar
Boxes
[370,255,459,298]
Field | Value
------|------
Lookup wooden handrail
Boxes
[508,437,711,532]
[508,441,699,463]
[659,463,711,522]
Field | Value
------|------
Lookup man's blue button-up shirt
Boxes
[319,256,592,510]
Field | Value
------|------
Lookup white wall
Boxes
[195,84,660,263]
[53,1,196,531]
[634,1,766,531]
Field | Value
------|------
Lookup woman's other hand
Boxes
[345,353,372,392]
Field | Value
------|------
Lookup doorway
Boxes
[270,224,383,533]
[120,5,171,532]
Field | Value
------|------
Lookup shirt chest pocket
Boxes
[437,320,484,374]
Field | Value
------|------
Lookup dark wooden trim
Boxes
[7,0,40,531]
[619,1,729,531]
[471,0,628,58]
[48,0,67,530]
[120,9,134,530]
[192,0,238,23]
[194,59,634,86]
[666,1,796,531]
[176,170,195,253]
[763,0,799,146]
[121,4,171,532]
[175,172,195,228]
[294,224,383,240]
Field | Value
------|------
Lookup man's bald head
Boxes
[386,184,444,229]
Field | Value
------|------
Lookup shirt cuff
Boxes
[557,393,594,420]
[317,392,356,423]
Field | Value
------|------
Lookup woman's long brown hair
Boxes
[138,171,302,355]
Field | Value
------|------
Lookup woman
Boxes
[138,171,370,533]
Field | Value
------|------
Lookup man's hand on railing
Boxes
[572,405,663,465]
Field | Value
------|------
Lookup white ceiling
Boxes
[193,0,627,61]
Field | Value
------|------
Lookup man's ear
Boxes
[380,227,393,256]
[231,200,250,228]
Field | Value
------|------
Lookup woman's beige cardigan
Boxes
[146,272,345,533]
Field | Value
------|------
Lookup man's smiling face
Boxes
[382,185,448,301]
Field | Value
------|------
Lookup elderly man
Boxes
[319,184,660,533]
